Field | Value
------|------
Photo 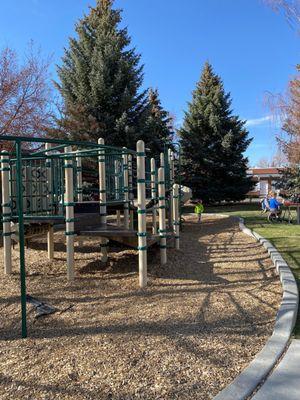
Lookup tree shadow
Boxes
[0,215,280,348]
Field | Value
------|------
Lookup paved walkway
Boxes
[253,339,300,400]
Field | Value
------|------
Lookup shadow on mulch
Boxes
[27,235,132,255]
[1,307,275,342]
[0,215,280,342]
[79,252,139,275]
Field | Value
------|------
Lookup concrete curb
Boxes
[213,216,299,400]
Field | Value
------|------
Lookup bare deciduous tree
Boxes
[0,44,52,139]
[265,68,300,164]
[262,0,300,164]
[264,0,300,28]
[257,149,287,168]
[257,157,271,168]
[281,70,300,163]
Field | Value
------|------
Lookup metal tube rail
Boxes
[0,135,138,154]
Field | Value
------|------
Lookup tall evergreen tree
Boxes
[55,0,147,148]
[142,88,174,156]
[179,62,252,203]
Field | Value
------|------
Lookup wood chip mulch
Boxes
[0,215,281,400]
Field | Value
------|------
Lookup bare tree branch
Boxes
[265,67,300,164]
[0,44,53,139]
[264,0,300,28]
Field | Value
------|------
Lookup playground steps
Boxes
[78,223,167,248]
[75,201,130,214]
[11,218,64,242]
[252,339,300,400]
[74,202,175,249]
[79,223,136,238]
[107,234,159,249]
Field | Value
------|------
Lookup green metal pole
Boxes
[16,140,27,338]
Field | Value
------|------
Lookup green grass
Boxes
[183,203,300,336]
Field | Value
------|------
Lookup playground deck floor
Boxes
[0,215,281,400]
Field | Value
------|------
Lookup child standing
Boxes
[268,191,282,218]
[194,199,204,223]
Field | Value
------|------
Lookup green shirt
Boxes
[194,203,204,214]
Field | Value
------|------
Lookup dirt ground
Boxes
[0,215,281,400]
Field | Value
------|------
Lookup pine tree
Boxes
[276,166,300,197]
[142,88,174,156]
[55,0,148,148]
[179,62,252,203]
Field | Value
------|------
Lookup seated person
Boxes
[268,192,282,217]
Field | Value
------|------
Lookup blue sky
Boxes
[0,0,299,165]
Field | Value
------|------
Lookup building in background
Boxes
[247,167,283,198]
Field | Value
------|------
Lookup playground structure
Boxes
[0,135,186,338]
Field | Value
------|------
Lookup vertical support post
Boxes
[168,149,174,229]
[171,152,175,185]
[160,152,165,168]
[115,159,121,226]
[46,143,54,260]
[128,154,134,229]
[47,226,54,260]
[16,140,27,338]
[45,143,52,212]
[24,162,30,215]
[76,152,83,247]
[64,146,75,280]
[76,153,83,202]
[173,184,180,250]
[31,161,37,213]
[122,148,129,229]
[1,151,12,274]
[150,157,157,234]
[98,138,108,262]
[158,167,167,265]
[171,152,176,228]
[160,151,166,231]
[137,140,147,288]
